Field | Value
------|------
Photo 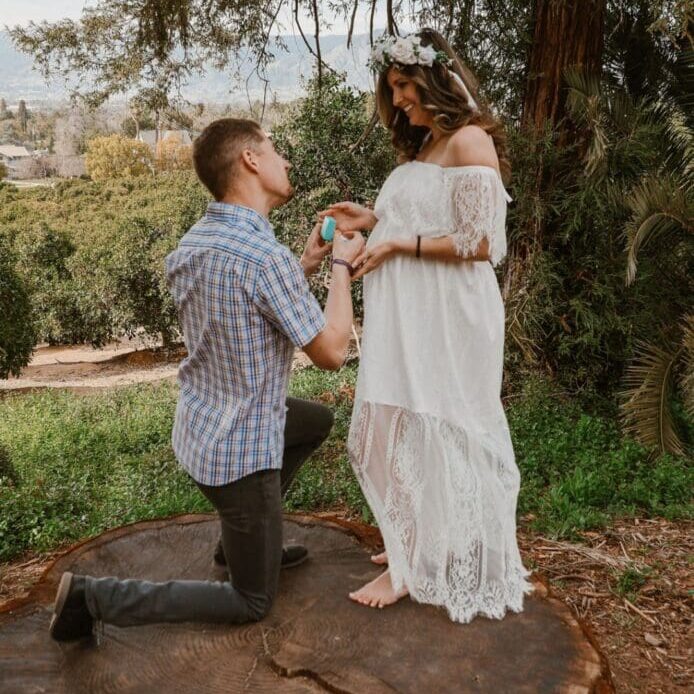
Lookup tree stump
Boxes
[0,514,612,693]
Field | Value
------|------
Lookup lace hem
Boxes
[348,400,533,624]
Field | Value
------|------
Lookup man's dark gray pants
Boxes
[83,397,334,626]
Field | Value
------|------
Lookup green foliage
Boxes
[284,365,372,521]
[503,55,692,402]
[104,216,185,346]
[613,563,652,601]
[12,223,91,345]
[271,73,395,315]
[0,234,35,378]
[9,0,283,110]
[1,370,690,561]
[623,173,693,286]
[0,172,209,346]
[620,314,694,455]
[85,134,154,180]
[508,376,693,538]
[0,382,208,561]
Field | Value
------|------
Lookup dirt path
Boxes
[0,340,182,393]
[0,340,318,393]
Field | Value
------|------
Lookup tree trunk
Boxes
[505,0,606,371]
[522,0,605,134]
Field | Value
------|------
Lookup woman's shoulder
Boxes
[444,125,499,170]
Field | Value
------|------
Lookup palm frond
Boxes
[619,337,686,456]
[652,99,694,187]
[666,48,693,116]
[623,174,694,285]
[564,66,608,176]
[681,313,694,420]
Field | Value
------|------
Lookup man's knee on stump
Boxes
[316,405,335,445]
[245,592,274,622]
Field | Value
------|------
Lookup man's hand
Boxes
[301,230,365,371]
[300,221,332,277]
[332,231,365,269]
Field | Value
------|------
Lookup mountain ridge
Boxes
[0,31,376,105]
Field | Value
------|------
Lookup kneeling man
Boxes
[50,118,364,640]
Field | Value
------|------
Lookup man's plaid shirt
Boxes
[165,202,325,486]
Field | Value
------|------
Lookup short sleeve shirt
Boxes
[165,202,325,486]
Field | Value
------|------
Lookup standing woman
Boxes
[322,28,533,623]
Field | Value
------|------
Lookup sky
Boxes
[1,0,94,27]
[1,0,412,36]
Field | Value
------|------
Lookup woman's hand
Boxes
[352,241,396,280]
[319,201,378,233]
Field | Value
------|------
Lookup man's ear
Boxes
[240,148,259,174]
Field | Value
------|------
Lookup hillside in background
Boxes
[0,31,374,105]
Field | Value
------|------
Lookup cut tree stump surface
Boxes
[0,514,612,693]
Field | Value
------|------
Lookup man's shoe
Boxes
[49,572,94,642]
[281,544,309,568]
[214,540,308,569]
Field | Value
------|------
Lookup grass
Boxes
[0,368,691,562]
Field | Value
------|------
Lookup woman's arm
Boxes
[351,236,488,280]
[318,202,378,233]
[394,235,490,261]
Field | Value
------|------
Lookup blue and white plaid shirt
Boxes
[165,202,326,486]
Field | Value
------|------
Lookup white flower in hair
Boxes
[389,37,417,64]
[417,45,438,66]
[368,33,451,72]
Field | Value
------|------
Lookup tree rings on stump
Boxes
[0,514,612,692]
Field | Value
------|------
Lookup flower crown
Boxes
[368,34,452,73]
[369,33,479,111]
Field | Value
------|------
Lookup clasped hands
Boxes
[300,201,394,280]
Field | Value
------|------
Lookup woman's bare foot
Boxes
[349,569,408,609]
[370,551,388,565]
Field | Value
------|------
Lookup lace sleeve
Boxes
[448,170,507,266]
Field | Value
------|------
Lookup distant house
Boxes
[0,145,32,178]
[136,130,194,149]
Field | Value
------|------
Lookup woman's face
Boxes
[387,67,432,128]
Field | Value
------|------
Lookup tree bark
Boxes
[522,0,605,134]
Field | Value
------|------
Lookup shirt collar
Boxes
[206,201,275,239]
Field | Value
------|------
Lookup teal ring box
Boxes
[320,216,336,242]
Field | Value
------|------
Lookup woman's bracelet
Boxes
[331,258,354,275]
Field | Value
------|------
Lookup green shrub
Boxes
[1,371,690,561]
[105,216,182,346]
[509,376,694,538]
[0,234,35,377]
[0,172,208,346]
[271,73,395,317]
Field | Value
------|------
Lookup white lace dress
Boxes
[347,161,534,623]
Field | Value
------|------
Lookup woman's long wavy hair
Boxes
[375,28,511,183]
